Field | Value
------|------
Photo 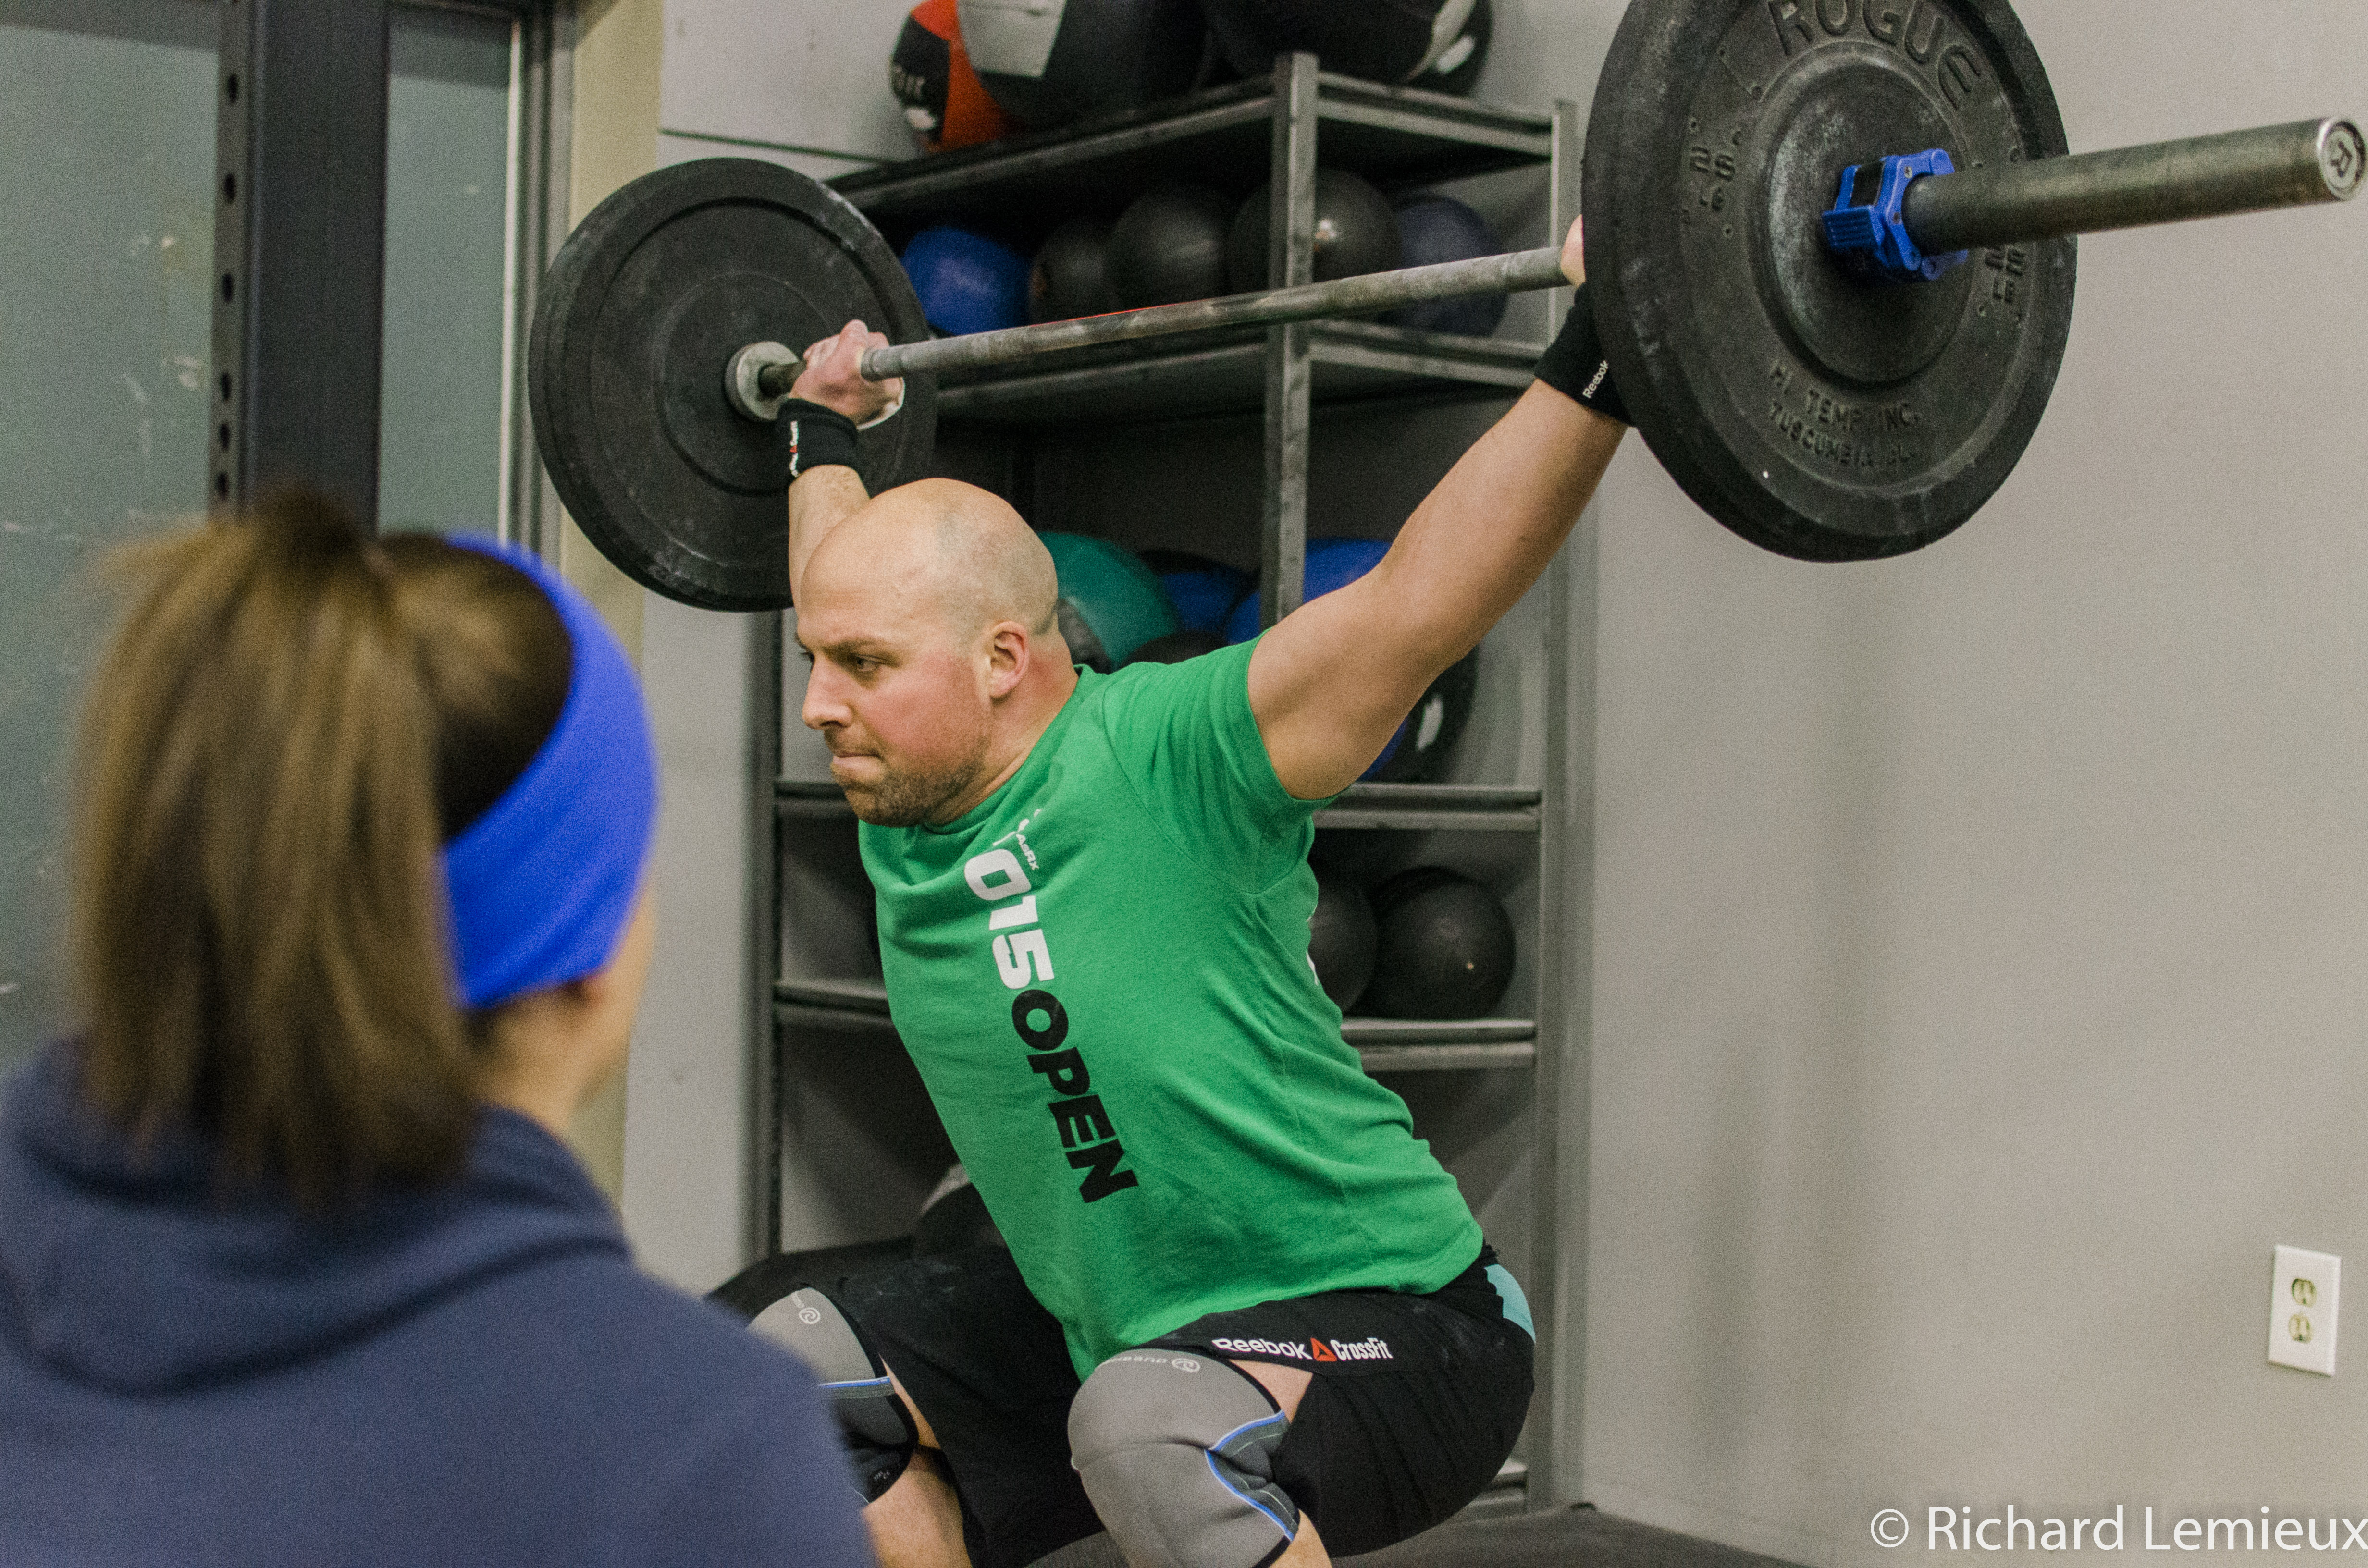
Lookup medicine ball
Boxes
[1126,627,1229,665]
[1225,169,1401,293]
[707,1235,915,1320]
[1204,0,1492,94]
[1362,866,1514,1020]
[958,0,1205,131]
[1419,0,1490,96]
[1030,216,1120,324]
[1107,183,1236,308]
[1224,537,1476,783]
[1381,193,1508,337]
[1308,864,1378,1012]
[913,1167,1006,1255]
[891,0,1022,153]
[902,225,1032,337]
[1138,547,1251,635]
[1039,532,1180,670]
[1370,648,1477,783]
[1221,536,1388,644]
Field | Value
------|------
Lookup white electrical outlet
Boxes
[2269,1246,2340,1376]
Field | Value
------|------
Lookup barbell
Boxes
[529,0,2362,611]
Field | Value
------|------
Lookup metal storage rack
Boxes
[759,59,1592,1515]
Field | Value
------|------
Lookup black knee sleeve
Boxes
[751,1286,917,1501]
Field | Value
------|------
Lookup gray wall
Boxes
[1570,2,2368,1560]
[621,593,773,1290]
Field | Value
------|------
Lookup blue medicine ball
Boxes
[1161,565,1248,634]
[1139,549,1252,635]
[1222,537,1389,645]
[1381,195,1508,338]
[901,225,1031,337]
[1225,537,1474,784]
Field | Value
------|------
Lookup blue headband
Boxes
[440,538,657,1011]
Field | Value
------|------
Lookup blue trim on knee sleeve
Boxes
[1206,1412,1295,1538]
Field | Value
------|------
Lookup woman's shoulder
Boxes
[442,1239,827,1405]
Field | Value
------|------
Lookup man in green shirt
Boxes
[760,221,1627,1568]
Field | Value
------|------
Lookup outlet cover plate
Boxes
[2270,1245,2339,1375]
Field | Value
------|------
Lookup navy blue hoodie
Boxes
[0,1045,875,1568]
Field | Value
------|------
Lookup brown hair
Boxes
[69,490,568,1209]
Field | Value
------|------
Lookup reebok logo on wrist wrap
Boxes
[1533,282,1631,426]
[784,399,862,479]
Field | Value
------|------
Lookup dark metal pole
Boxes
[211,0,391,526]
[1904,116,2363,257]
[1261,52,1320,631]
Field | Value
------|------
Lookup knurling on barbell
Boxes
[528,0,2359,607]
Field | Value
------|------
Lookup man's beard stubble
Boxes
[837,726,993,827]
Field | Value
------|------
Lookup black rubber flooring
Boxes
[1031,1510,1809,1568]
[1345,1508,1810,1568]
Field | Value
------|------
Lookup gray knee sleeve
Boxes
[750,1286,915,1501]
[1068,1350,1299,1568]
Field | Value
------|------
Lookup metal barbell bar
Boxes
[727,245,1574,420]
[726,113,2360,422]
[1905,116,2364,256]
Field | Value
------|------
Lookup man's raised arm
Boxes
[784,321,903,603]
[1247,220,1629,801]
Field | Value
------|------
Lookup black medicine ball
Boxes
[958,0,1206,130]
[1030,216,1120,323]
[1225,168,1401,293]
[1204,0,1491,92]
[1308,865,1378,1012]
[1125,627,1228,665]
[1419,0,1490,95]
[1365,650,1477,784]
[1362,866,1515,1021]
[1381,194,1509,337]
[1107,183,1236,307]
[913,1173,1006,1256]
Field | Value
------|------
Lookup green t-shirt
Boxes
[860,640,1483,1377]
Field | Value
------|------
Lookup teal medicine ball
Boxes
[1037,532,1179,671]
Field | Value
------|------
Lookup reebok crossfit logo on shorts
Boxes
[1209,1335,1394,1364]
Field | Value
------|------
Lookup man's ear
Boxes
[984,620,1031,699]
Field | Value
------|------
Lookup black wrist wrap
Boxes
[1533,284,1631,425]
[783,400,862,479]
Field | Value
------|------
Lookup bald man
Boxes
[763,222,1626,1568]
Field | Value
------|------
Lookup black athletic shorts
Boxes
[813,1245,1535,1568]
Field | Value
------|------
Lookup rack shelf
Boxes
[774,979,1535,1074]
[935,320,1538,428]
[777,778,1540,833]
[774,976,892,1012]
[1313,782,1540,833]
[831,73,1554,235]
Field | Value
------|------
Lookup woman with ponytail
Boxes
[0,492,872,1566]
